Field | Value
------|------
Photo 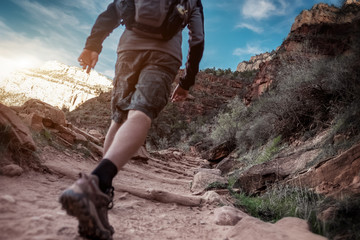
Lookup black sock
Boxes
[91,159,118,193]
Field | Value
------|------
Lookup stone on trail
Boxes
[226,216,327,240]
[214,206,247,226]
[191,171,227,194]
[0,164,24,177]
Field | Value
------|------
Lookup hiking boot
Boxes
[59,173,115,240]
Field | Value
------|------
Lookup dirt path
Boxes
[0,145,232,240]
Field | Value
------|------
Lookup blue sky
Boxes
[0,0,340,78]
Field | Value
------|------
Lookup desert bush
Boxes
[210,97,247,146]
[259,51,360,141]
[201,67,250,80]
[148,102,214,151]
[148,102,187,150]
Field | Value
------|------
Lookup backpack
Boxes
[116,0,188,40]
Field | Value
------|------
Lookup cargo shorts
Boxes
[111,50,181,123]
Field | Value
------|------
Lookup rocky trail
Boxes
[0,97,331,240]
[0,139,326,240]
[0,131,241,240]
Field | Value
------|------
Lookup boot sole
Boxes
[59,189,113,240]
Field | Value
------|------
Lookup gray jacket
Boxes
[85,0,204,90]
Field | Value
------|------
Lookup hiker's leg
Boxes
[104,109,151,170]
[103,120,122,155]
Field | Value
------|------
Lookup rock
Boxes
[236,52,275,72]
[191,171,227,194]
[204,141,236,163]
[0,195,16,203]
[291,2,360,33]
[87,142,104,157]
[22,112,44,131]
[234,148,321,195]
[132,146,150,160]
[88,129,103,139]
[202,191,229,205]
[54,125,77,144]
[1,61,112,111]
[19,99,66,127]
[287,143,360,197]
[226,216,326,240]
[216,154,244,175]
[0,103,36,151]
[0,164,24,177]
[214,206,247,226]
[353,175,360,184]
[196,168,222,175]
[345,0,360,4]
[74,132,88,143]
[291,4,339,32]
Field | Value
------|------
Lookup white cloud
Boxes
[235,23,263,33]
[233,44,265,57]
[242,0,289,20]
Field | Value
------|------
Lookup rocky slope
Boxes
[236,51,276,72]
[244,1,360,104]
[0,61,112,111]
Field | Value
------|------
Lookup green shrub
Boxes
[255,135,282,164]
[233,185,323,223]
[205,181,228,191]
[210,97,247,146]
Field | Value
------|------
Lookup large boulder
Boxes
[226,216,326,240]
[0,103,36,152]
[234,148,321,195]
[0,103,36,172]
[19,99,66,128]
[212,206,326,240]
[204,141,236,164]
[288,142,360,197]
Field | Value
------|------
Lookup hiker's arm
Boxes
[179,0,205,91]
[84,1,121,54]
[80,1,121,73]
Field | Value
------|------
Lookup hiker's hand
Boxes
[78,49,99,74]
[171,84,188,102]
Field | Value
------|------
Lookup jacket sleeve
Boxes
[84,1,121,54]
[179,0,205,91]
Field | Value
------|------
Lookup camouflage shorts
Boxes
[111,50,181,123]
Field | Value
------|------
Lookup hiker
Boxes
[59,0,204,239]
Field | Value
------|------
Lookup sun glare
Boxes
[0,56,42,79]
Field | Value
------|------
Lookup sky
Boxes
[0,0,341,79]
